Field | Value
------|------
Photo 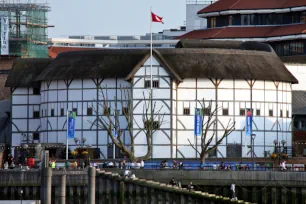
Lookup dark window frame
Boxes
[256,109,260,116]
[33,111,40,118]
[183,108,190,115]
[33,132,40,140]
[104,107,111,115]
[223,108,229,116]
[33,87,40,95]
[60,108,64,116]
[87,107,93,116]
[240,109,245,116]
[269,110,273,117]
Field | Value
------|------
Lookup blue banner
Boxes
[194,108,203,136]
[68,111,76,139]
[246,109,253,136]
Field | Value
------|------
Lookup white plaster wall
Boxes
[285,64,306,91]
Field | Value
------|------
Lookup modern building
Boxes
[48,1,218,58]
[5,41,298,159]
[0,0,50,100]
[179,0,306,156]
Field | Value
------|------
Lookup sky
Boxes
[47,0,186,38]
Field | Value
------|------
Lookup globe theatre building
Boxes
[5,41,298,159]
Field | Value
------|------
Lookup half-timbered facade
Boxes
[5,41,298,159]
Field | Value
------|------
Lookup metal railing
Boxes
[186,0,217,5]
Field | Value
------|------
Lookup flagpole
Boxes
[150,7,153,91]
[66,110,69,161]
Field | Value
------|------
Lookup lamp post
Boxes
[273,140,287,166]
[20,189,23,204]
[251,134,256,169]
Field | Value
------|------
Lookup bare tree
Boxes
[188,99,235,164]
[92,86,165,162]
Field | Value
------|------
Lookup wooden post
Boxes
[88,167,96,204]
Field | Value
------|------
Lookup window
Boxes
[87,108,93,116]
[240,109,245,116]
[122,107,129,115]
[72,108,77,115]
[51,109,54,117]
[33,87,40,95]
[286,110,289,118]
[269,110,273,117]
[183,108,190,115]
[256,109,260,116]
[280,110,283,118]
[60,108,64,116]
[41,110,43,117]
[204,107,211,116]
[210,17,216,28]
[229,16,233,25]
[144,121,160,129]
[144,80,151,88]
[153,80,159,88]
[104,107,111,115]
[33,111,40,118]
[223,108,229,116]
[145,80,159,88]
[33,132,40,141]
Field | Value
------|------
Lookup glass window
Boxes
[269,110,273,117]
[223,108,229,116]
[33,111,40,118]
[183,108,190,115]
[256,109,260,116]
[33,133,40,141]
[60,108,64,116]
[33,87,40,95]
[240,109,245,116]
[87,108,93,116]
[51,109,54,117]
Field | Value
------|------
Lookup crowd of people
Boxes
[160,160,184,169]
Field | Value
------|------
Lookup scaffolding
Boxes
[0,0,50,58]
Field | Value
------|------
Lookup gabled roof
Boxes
[178,24,306,40]
[5,58,52,88]
[198,0,306,15]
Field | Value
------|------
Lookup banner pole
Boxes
[66,110,69,161]
[150,7,153,91]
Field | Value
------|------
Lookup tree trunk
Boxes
[200,152,206,165]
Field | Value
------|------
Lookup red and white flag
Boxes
[151,12,164,24]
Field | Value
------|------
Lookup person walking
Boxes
[230,182,237,201]
[281,160,287,170]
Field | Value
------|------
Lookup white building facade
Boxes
[6,43,297,159]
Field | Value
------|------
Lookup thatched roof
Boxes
[156,48,297,83]
[36,49,148,81]
[5,58,52,88]
[5,42,298,87]
[176,39,273,53]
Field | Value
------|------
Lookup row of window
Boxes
[35,107,130,118]
[208,12,306,28]
[271,40,305,56]
[182,107,290,117]
[144,80,159,88]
